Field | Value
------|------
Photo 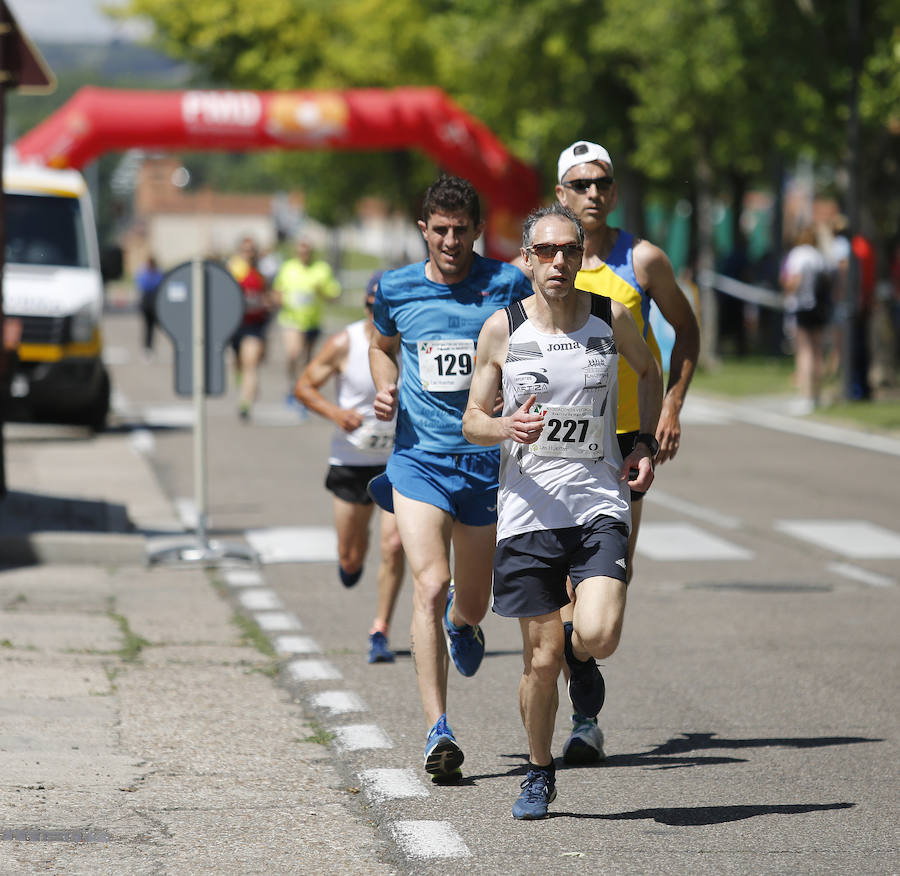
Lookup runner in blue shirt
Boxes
[369,175,532,781]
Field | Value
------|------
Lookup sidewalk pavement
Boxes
[0,423,392,874]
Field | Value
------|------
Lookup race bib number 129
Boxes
[418,339,475,391]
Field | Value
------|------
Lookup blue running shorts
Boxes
[492,516,629,618]
[385,446,500,526]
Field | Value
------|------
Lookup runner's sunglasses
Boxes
[527,243,584,262]
[562,177,614,194]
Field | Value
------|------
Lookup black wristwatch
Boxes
[633,432,659,458]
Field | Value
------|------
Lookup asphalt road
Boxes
[103,306,899,875]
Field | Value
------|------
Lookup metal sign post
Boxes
[149,258,257,567]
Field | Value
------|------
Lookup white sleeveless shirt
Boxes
[497,297,630,541]
[328,320,396,466]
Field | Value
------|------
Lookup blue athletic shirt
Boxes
[374,253,532,454]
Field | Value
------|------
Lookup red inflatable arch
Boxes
[15,86,540,259]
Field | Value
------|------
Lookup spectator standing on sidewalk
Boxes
[780,226,830,414]
[273,236,342,414]
[135,255,163,361]
[369,174,532,781]
[463,203,662,818]
[294,272,405,664]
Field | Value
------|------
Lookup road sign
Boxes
[0,1,56,94]
[155,260,244,396]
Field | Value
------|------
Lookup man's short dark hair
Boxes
[421,175,481,226]
[522,203,584,250]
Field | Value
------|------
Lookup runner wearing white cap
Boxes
[553,140,700,765]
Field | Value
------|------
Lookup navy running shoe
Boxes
[424,713,464,778]
[443,583,485,677]
[512,768,557,820]
[564,622,605,718]
[367,631,395,664]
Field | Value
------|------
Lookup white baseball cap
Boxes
[557,141,614,182]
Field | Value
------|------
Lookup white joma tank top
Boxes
[497,297,630,541]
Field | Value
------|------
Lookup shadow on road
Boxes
[552,801,855,825]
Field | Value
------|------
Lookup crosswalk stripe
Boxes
[776,519,900,558]
[244,526,338,564]
[333,724,393,751]
[827,562,896,588]
[637,522,753,560]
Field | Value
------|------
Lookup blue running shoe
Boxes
[512,768,557,820]
[564,622,605,718]
[443,583,485,677]
[424,714,464,778]
[367,631,395,664]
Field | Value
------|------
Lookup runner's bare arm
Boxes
[295,330,361,431]
[634,239,699,464]
[463,311,544,446]
[369,330,400,421]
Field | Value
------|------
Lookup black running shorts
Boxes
[492,516,629,618]
[325,464,387,505]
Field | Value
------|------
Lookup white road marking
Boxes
[103,346,131,366]
[244,526,338,564]
[129,427,155,456]
[359,769,428,802]
[645,489,742,530]
[827,562,896,588]
[680,396,735,425]
[253,611,303,632]
[140,404,196,428]
[237,589,284,611]
[333,724,393,752]
[223,569,264,587]
[637,522,753,560]
[174,497,198,529]
[273,634,320,655]
[391,821,471,859]
[719,397,900,458]
[776,519,900,558]
[286,659,341,682]
[310,690,368,715]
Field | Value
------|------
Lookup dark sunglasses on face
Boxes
[527,242,584,262]
[563,177,614,194]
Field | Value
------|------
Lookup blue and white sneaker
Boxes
[443,583,485,677]
[562,713,606,765]
[424,713,464,779]
[512,768,557,820]
[367,631,395,664]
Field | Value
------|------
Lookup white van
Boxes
[3,162,120,430]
